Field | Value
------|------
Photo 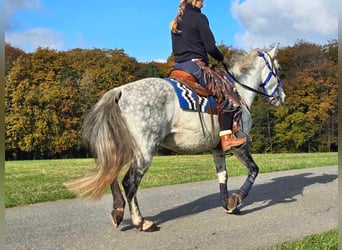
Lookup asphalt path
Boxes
[5,166,337,250]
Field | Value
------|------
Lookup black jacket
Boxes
[171,4,224,64]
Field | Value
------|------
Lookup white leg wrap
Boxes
[217,171,227,184]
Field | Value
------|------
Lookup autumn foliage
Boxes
[5,40,338,159]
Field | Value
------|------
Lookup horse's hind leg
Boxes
[122,159,159,232]
[110,179,125,228]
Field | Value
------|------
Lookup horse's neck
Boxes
[231,66,260,108]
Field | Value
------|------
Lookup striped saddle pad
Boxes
[164,78,217,114]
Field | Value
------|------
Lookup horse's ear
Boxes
[269,43,279,57]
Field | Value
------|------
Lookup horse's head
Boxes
[258,44,286,107]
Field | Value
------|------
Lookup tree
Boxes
[5,46,141,159]
[134,63,163,79]
[273,42,337,152]
[5,43,26,74]
[5,55,34,158]
[249,95,276,153]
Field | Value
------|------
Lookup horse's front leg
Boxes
[212,149,230,211]
[229,142,259,213]
[110,179,125,228]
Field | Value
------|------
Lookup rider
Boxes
[170,0,246,151]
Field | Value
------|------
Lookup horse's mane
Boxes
[228,49,259,77]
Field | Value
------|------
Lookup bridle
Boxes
[223,50,284,102]
[257,51,284,100]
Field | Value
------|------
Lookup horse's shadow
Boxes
[238,172,337,214]
[120,171,337,230]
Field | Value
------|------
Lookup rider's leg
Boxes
[219,110,246,151]
[174,60,205,86]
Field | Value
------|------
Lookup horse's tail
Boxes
[64,88,139,200]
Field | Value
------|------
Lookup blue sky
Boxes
[5,0,338,62]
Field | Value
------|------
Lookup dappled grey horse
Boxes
[66,45,286,232]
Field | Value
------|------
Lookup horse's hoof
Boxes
[111,208,124,228]
[226,193,241,214]
[138,220,159,232]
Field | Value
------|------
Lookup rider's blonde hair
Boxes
[170,0,198,33]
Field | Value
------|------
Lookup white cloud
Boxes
[152,59,167,63]
[231,0,338,49]
[5,0,66,52]
[6,28,65,52]
[5,0,41,30]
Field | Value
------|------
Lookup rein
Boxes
[222,51,283,100]
[224,65,273,98]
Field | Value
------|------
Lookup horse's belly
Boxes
[162,111,220,154]
[162,134,219,154]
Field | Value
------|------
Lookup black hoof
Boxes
[135,220,160,232]
[142,220,159,232]
[226,207,241,215]
[226,193,241,214]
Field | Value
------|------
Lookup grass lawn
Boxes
[267,229,338,250]
[5,152,337,208]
